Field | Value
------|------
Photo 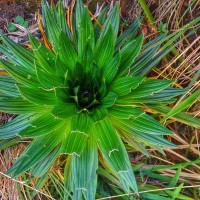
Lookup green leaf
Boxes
[71,113,92,135]
[120,131,149,156]
[42,0,61,52]
[20,112,63,137]
[89,108,108,123]
[128,79,173,98]
[0,97,47,114]
[111,109,172,135]
[14,16,24,25]
[134,17,200,76]
[35,65,64,89]
[0,76,19,97]
[130,33,167,75]
[58,31,77,72]
[98,167,125,192]
[161,89,200,122]
[0,32,37,70]
[0,137,20,150]
[28,34,57,74]
[7,23,17,31]
[118,34,144,76]
[136,131,176,147]
[80,43,94,72]
[103,51,121,84]
[115,18,141,49]
[127,88,187,104]
[140,193,171,200]
[64,157,73,199]
[150,105,200,128]
[108,106,143,119]
[22,21,28,28]
[109,77,145,96]
[128,112,171,134]
[169,165,181,187]
[75,0,85,30]
[0,114,32,139]
[51,102,76,119]
[0,44,17,64]
[0,60,39,88]
[94,26,115,69]
[94,6,107,41]
[93,117,138,193]
[17,85,57,105]
[61,114,91,155]
[171,183,184,200]
[54,87,71,103]
[135,45,177,76]
[112,119,176,147]
[7,125,65,177]
[72,132,98,200]
[30,146,61,177]
[61,132,88,156]
[77,7,94,56]
[101,91,118,108]
[57,0,71,39]
[101,3,120,40]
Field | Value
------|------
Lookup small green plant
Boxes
[0,0,200,199]
[7,15,29,32]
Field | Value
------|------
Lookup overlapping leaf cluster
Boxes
[0,0,200,199]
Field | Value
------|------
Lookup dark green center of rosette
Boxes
[60,63,107,112]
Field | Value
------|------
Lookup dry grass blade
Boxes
[96,185,200,200]
[37,12,52,51]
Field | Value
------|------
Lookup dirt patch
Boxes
[0,0,42,33]
[0,3,26,33]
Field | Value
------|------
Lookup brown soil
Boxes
[0,0,41,33]
[0,3,25,33]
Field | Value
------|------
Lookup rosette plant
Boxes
[0,0,200,199]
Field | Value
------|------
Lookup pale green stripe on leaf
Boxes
[118,34,144,77]
[77,7,94,57]
[93,117,138,193]
[28,34,56,74]
[0,76,19,97]
[101,3,120,40]
[61,132,88,156]
[0,32,36,70]
[51,102,76,119]
[0,114,32,139]
[0,137,20,150]
[101,91,117,108]
[72,132,98,200]
[20,112,63,138]
[58,32,77,72]
[94,26,115,69]
[103,51,121,84]
[6,126,65,177]
[108,106,143,119]
[17,84,57,106]
[112,118,176,147]
[110,76,145,96]
[0,97,47,114]
[128,79,173,98]
[42,0,61,52]
[30,145,61,177]
[0,59,39,88]
[71,113,92,135]
[116,18,141,49]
